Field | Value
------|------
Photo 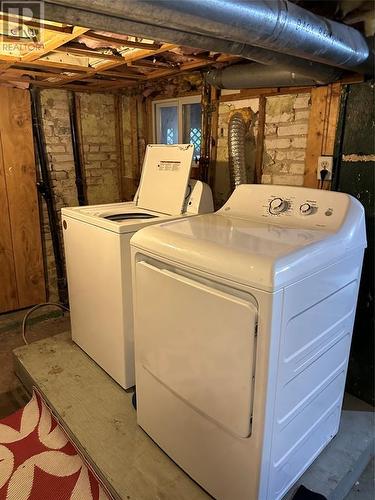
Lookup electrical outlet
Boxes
[317,156,333,180]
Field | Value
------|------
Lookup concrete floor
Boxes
[346,458,374,500]
[1,310,374,499]
[0,307,71,417]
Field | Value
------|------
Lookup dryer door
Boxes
[135,261,258,438]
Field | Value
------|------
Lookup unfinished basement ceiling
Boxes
[0,0,373,93]
[0,13,241,92]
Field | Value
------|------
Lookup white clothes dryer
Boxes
[62,144,213,389]
[131,184,366,500]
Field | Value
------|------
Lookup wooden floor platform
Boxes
[13,333,374,500]
[13,332,208,500]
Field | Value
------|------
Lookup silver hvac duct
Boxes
[44,1,342,83]
[206,63,335,89]
[46,0,371,73]
[228,113,247,189]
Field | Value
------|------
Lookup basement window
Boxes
[154,96,202,164]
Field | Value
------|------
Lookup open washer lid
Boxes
[136,144,194,215]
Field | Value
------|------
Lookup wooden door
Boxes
[0,87,45,312]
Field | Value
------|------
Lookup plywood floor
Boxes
[12,330,374,500]
[0,309,70,417]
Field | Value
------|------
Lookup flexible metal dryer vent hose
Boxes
[228,113,247,190]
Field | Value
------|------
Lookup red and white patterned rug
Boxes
[0,390,111,500]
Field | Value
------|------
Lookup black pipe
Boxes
[199,81,211,183]
[332,85,350,192]
[30,87,68,305]
[68,92,87,206]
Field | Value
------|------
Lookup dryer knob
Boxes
[269,197,288,215]
[300,203,313,215]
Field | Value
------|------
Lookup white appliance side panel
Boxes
[135,261,257,438]
[267,250,364,500]
[63,216,131,388]
[137,144,193,215]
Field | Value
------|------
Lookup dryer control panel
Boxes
[219,184,351,230]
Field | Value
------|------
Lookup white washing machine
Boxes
[62,144,213,389]
[130,184,366,500]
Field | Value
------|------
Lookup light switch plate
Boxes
[317,156,333,180]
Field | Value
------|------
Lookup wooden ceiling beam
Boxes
[95,43,177,71]
[0,53,19,62]
[4,68,66,78]
[96,70,145,80]
[130,59,175,69]
[0,13,73,34]
[21,26,89,62]
[83,32,161,50]
[146,54,238,80]
[34,43,176,88]
[52,45,125,62]
[72,77,134,85]
[10,60,93,73]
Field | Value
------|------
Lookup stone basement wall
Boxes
[79,93,120,205]
[214,92,311,207]
[39,89,122,301]
[215,98,259,207]
[262,93,311,186]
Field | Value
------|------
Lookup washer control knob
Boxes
[300,203,313,215]
[269,197,288,215]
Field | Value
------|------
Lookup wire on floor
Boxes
[22,302,70,345]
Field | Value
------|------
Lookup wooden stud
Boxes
[130,96,140,181]
[208,86,219,196]
[322,83,341,156]
[114,94,125,200]
[137,93,147,166]
[255,95,266,184]
[304,87,328,189]
[304,83,341,190]
[145,97,154,143]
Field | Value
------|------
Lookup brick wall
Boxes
[215,98,259,207]
[262,93,311,186]
[79,93,120,205]
[39,89,122,301]
[40,89,77,302]
[214,92,311,206]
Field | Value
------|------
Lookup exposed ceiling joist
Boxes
[146,54,239,80]
[0,8,247,92]
[22,26,89,62]
[12,60,94,73]
[52,44,126,62]
[83,31,161,50]
[0,13,73,34]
